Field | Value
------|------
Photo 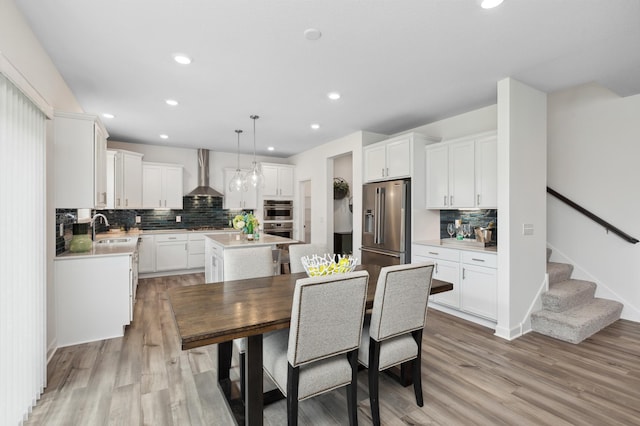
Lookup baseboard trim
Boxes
[139,268,204,279]
[429,303,497,330]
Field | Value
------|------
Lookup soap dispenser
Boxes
[69,223,92,253]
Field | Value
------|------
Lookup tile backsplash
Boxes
[439,209,497,240]
[56,196,250,254]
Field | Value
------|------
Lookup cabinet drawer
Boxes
[412,244,460,262]
[461,250,496,268]
[155,233,188,243]
[188,233,206,241]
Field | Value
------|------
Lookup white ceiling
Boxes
[16,0,640,157]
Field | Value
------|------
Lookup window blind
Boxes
[0,72,47,425]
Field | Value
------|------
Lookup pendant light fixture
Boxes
[228,129,247,192]
[244,115,264,188]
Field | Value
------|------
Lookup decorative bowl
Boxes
[301,254,357,277]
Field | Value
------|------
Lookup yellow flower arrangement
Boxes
[232,212,259,234]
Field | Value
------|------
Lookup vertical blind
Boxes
[0,73,47,424]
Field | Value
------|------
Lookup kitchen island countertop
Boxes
[205,233,298,248]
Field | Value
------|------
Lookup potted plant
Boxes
[333,177,349,200]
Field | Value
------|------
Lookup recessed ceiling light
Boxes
[165,99,179,106]
[102,113,115,119]
[267,146,275,151]
[481,0,504,9]
[304,28,322,41]
[327,92,341,101]
[310,123,320,130]
[159,134,169,139]
[173,54,192,65]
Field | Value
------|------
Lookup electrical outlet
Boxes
[59,223,64,237]
[135,216,141,224]
[176,215,181,223]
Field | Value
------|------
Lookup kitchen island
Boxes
[204,233,298,282]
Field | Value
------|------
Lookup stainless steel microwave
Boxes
[263,200,293,221]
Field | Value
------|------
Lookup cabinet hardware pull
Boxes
[428,251,439,255]
[159,200,162,207]
[443,195,447,206]
[435,262,439,273]
[471,258,485,262]
[164,200,167,207]
[477,194,480,205]
[381,168,384,177]
[168,237,176,239]
[386,167,389,176]
[462,267,466,279]
[125,199,128,207]
[450,195,453,206]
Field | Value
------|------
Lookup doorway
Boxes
[300,180,311,243]
[332,153,353,254]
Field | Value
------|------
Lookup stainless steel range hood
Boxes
[186,149,224,197]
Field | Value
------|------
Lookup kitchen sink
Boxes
[96,238,132,244]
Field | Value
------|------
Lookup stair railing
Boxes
[547,187,639,244]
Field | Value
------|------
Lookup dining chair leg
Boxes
[368,338,382,426]
[218,341,232,383]
[412,329,424,407]
[239,352,246,402]
[346,349,359,426]
[287,365,300,426]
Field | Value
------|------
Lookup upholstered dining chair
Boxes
[358,262,435,426]
[288,243,329,274]
[222,246,274,399]
[262,270,370,426]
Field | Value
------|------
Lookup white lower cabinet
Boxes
[138,235,156,273]
[413,243,497,323]
[55,255,131,347]
[188,233,205,269]
[155,234,188,271]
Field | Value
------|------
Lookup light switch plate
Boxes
[135,216,141,223]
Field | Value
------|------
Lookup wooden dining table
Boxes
[167,264,453,425]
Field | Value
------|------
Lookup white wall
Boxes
[547,83,640,321]
[107,140,289,195]
[1,0,83,359]
[496,78,547,339]
[289,131,386,254]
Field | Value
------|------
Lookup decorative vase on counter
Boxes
[69,223,92,253]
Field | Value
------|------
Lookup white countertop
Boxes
[55,236,139,260]
[413,239,498,254]
[205,233,297,249]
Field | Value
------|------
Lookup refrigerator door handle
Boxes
[360,247,402,258]
[378,187,385,244]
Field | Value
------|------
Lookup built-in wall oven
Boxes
[263,200,293,221]
[263,222,293,239]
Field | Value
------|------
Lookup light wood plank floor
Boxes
[27,273,640,425]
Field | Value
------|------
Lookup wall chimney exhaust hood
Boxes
[186,149,224,197]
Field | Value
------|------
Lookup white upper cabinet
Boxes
[474,134,498,208]
[223,168,258,210]
[54,111,109,208]
[107,150,144,209]
[363,137,411,182]
[262,163,294,198]
[142,162,184,209]
[425,131,496,209]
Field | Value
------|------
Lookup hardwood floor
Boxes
[27,273,640,425]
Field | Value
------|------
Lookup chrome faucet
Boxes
[91,213,110,241]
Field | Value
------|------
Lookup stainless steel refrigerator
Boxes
[361,179,410,266]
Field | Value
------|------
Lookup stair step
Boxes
[531,298,623,344]
[542,279,597,312]
[547,262,574,285]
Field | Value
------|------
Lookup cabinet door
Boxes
[461,264,497,320]
[122,152,143,209]
[364,144,387,182]
[425,145,449,208]
[164,166,183,209]
[223,169,244,209]
[138,235,156,273]
[277,167,294,197]
[262,165,279,197]
[448,140,475,208]
[142,164,163,208]
[156,240,188,271]
[106,151,117,209]
[385,138,411,179]
[475,136,497,208]
[94,124,108,208]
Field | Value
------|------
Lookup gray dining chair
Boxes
[358,262,435,426]
[288,243,329,274]
[262,270,370,426]
[223,246,274,399]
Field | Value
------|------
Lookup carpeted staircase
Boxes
[530,248,623,344]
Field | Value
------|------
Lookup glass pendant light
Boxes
[228,129,247,192]
[244,114,264,188]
